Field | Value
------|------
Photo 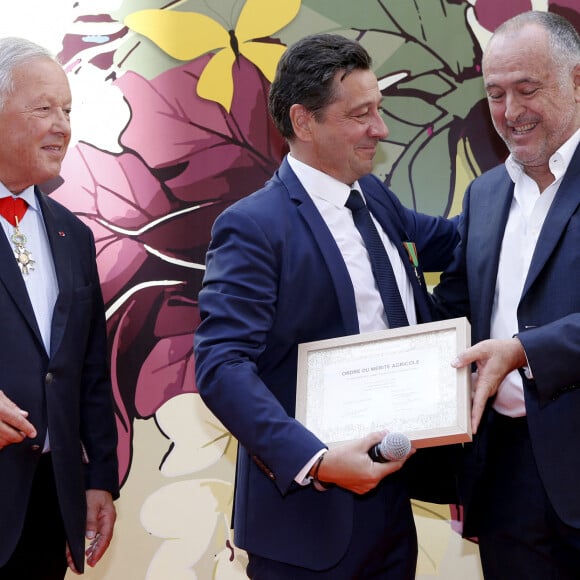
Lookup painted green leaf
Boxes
[383,0,476,74]
[436,76,486,121]
[374,39,445,81]
[389,125,455,216]
[384,95,442,126]
[299,0,398,31]
[396,72,454,97]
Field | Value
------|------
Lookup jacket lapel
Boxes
[522,145,580,299]
[36,189,72,357]
[363,189,431,323]
[278,160,360,335]
[469,170,513,339]
[0,220,43,345]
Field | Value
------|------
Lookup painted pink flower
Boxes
[474,0,579,32]
[51,54,285,483]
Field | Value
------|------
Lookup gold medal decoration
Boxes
[11,217,35,275]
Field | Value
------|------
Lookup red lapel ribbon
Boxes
[0,196,28,227]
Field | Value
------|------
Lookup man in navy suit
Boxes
[0,38,118,578]
[194,34,458,578]
[433,11,580,579]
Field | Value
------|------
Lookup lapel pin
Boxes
[58,231,66,237]
[403,241,422,287]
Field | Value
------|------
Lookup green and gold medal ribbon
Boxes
[403,241,421,286]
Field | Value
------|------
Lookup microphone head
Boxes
[379,432,411,461]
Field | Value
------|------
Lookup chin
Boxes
[35,171,62,186]
[510,146,540,162]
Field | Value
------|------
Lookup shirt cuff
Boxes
[295,449,327,486]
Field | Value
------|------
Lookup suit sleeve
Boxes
[517,315,580,403]
[194,206,325,494]
[365,174,460,273]
[431,187,471,320]
[79,227,119,497]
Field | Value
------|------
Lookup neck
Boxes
[524,164,555,193]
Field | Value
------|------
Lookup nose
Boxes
[369,110,389,139]
[52,108,71,135]
[504,92,525,123]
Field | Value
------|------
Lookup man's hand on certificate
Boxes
[316,431,415,495]
[451,337,527,434]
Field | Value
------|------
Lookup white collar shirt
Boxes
[0,184,59,452]
[491,129,580,416]
[0,184,59,355]
[287,154,417,333]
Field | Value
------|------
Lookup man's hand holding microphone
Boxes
[310,431,414,495]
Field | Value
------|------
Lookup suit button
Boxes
[45,373,54,385]
[30,445,41,452]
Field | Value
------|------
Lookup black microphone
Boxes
[368,432,411,463]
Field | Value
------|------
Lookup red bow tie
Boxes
[0,196,28,227]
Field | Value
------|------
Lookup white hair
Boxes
[0,37,55,110]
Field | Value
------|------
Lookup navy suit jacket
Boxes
[0,188,119,571]
[194,158,458,569]
[433,144,580,536]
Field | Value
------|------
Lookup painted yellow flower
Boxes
[125,0,301,112]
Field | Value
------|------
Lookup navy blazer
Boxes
[433,144,580,536]
[195,158,458,569]
[0,188,119,572]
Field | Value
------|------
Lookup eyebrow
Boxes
[485,77,541,90]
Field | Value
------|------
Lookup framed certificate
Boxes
[295,317,472,448]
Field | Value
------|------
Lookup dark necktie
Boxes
[0,196,28,227]
[345,190,409,328]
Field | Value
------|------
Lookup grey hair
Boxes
[490,11,580,81]
[0,37,55,110]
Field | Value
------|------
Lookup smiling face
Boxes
[290,68,389,185]
[483,23,580,180]
[0,57,72,194]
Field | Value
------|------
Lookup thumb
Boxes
[451,348,477,369]
[364,430,388,449]
[85,510,98,540]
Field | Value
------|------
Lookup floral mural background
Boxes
[2,0,578,578]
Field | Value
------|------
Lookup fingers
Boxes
[367,450,413,489]
[85,490,116,567]
[452,344,495,433]
[452,338,528,434]
[86,531,111,567]
[66,542,80,575]
[319,432,413,495]
[66,491,117,572]
[86,511,115,567]
[362,429,389,451]
[0,390,37,449]
[451,345,480,369]
[471,382,488,434]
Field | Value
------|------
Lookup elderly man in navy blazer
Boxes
[0,38,118,579]
[195,34,458,579]
[433,11,580,580]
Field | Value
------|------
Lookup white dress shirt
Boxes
[287,155,417,483]
[288,155,417,332]
[491,129,580,417]
[0,183,59,449]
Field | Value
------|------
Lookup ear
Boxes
[289,104,314,142]
[574,63,580,103]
